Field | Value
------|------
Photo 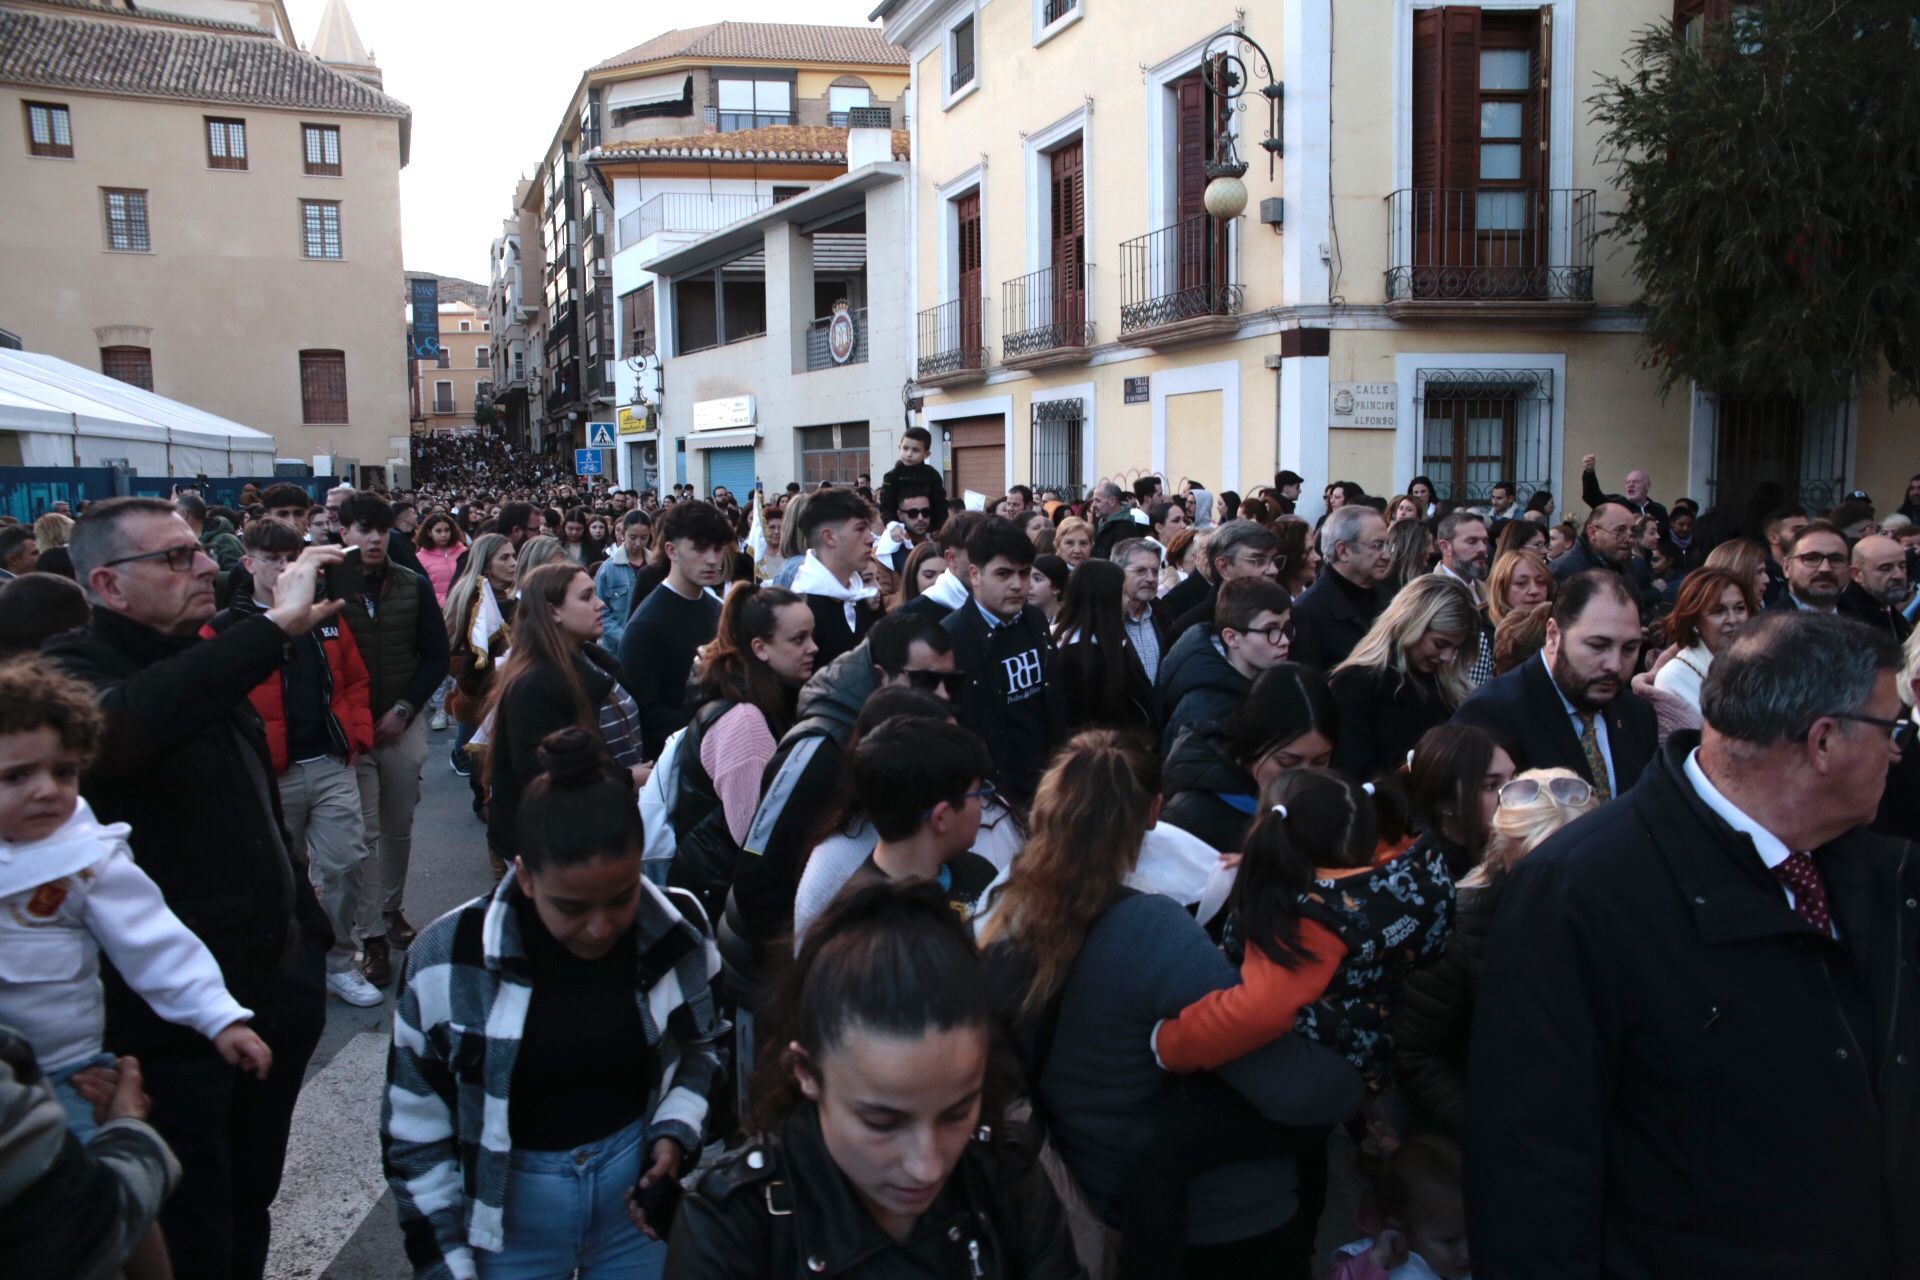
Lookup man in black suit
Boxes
[1579,451,1669,527]
[1452,570,1657,801]
[1289,505,1390,671]
[788,486,880,666]
[1469,612,1918,1276]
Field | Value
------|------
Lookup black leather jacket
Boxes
[665,1105,1086,1279]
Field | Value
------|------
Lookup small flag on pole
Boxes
[746,489,769,577]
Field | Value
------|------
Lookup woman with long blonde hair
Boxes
[1485,547,1555,628]
[982,731,1362,1277]
[1328,575,1479,780]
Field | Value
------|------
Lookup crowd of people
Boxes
[1,427,1918,1279]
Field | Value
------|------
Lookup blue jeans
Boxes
[47,1052,118,1141]
[477,1118,665,1280]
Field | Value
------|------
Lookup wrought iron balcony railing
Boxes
[917,297,988,380]
[1385,187,1597,305]
[1118,214,1242,337]
[1003,264,1092,360]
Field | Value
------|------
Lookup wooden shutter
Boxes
[1173,64,1229,297]
[1439,8,1483,198]
[956,191,982,361]
[1530,8,1552,245]
[1175,74,1209,226]
[101,346,153,391]
[300,350,348,424]
[1050,140,1085,336]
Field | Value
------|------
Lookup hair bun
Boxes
[535,727,609,789]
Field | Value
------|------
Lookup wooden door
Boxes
[956,191,983,364]
[1049,141,1085,340]
[1172,65,1228,302]
[946,416,1005,501]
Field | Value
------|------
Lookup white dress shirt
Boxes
[1683,747,1830,930]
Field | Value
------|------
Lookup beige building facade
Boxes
[411,301,494,435]
[878,0,1915,521]
[0,0,410,484]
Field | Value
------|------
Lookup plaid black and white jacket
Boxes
[381,870,725,1280]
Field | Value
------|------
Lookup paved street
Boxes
[265,724,491,1280]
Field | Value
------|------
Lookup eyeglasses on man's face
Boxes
[1792,551,1849,570]
[921,781,996,822]
[103,543,205,573]
[1832,712,1917,752]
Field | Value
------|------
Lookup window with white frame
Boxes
[948,16,977,96]
[434,380,454,413]
[103,188,149,252]
[301,200,342,258]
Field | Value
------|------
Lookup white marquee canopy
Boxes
[0,349,277,477]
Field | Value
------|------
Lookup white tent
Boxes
[0,349,277,476]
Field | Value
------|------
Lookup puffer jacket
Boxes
[1155,624,1248,752]
[665,1105,1084,1280]
[416,544,462,607]
[1159,726,1258,854]
[1389,879,1494,1139]
[204,595,374,772]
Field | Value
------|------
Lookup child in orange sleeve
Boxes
[1154,769,1453,1089]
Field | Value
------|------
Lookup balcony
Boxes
[949,61,975,94]
[1003,265,1093,370]
[1118,214,1243,346]
[618,193,776,250]
[805,307,870,371]
[1385,188,1598,320]
[916,297,988,387]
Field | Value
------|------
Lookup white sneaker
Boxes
[429,709,451,731]
[326,968,384,1007]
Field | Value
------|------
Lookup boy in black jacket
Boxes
[877,426,949,529]
[941,516,1062,806]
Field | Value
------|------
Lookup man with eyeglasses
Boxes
[45,497,345,1278]
[1166,518,1282,644]
[1291,505,1391,670]
[1113,537,1172,685]
[1840,533,1914,642]
[1772,521,1850,615]
[1158,576,1294,751]
[720,612,962,998]
[1469,611,1919,1277]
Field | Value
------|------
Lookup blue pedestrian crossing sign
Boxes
[574,448,604,476]
[587,421,617,448]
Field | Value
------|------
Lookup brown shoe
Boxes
[361,935,393,987]
[384,911,417,949]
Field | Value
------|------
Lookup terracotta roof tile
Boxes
[591,123,909,163]
[594,21,906,72]
[0,5,410,119]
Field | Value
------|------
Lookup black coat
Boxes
[1466,736,1920,1277]
[487,645,628,856]
[665,1105,1083,1280]
[1840,582,1914,644]
[1159,569,1212,628]
[1160,726,1258,853]
[803,593,879,668]
[1289,569,1388,672]
[1156,624,1248,753]
[1328,663,1454,782]
[1390,878,1492,1140]
[943,602,1063,806]
[41,608,327,1058]
[1451,654,1657,797]
[1052,636,1155,734]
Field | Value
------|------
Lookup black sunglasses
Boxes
[902,668,970,696]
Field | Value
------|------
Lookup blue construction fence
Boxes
[0,469,338,524]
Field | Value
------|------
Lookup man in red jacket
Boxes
[206,517,381,1007]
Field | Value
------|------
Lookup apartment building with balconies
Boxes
[878,0,1913,519]
[502,22,909,490]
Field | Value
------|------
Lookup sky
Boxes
[281,0,884,286]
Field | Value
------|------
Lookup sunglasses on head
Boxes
[1500,776,1594,809]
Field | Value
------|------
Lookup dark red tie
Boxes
[1771,851,1832,933]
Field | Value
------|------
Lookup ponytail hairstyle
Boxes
[1231,767,1390,969]
[977,730,1158,1016]
[514,727,641,870]
[696,583,806,727]
[749,879,1005,1134]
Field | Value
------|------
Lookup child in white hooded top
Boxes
[0,657,270,1139]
